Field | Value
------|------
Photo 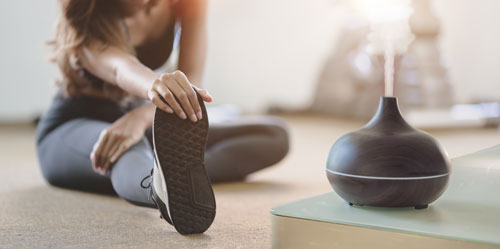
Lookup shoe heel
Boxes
[188,160,216,209]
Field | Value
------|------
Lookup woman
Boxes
[36,0,289,235]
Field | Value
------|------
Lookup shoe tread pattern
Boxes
[153,93,216,235]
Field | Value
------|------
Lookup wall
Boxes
[0,0,499,122]
[0,0,59,122]
[435,0,500,103]
[204,0,344,112]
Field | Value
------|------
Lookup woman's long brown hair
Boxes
[50,0,134,101]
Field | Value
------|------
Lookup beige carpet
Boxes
[1,115,499,249]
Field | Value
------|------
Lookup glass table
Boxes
[271,145,500,249]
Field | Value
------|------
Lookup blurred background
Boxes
[1,0,499,123]
[1,1,499,247]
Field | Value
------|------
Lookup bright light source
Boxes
[353,0,413,23]
[351,0,415,96]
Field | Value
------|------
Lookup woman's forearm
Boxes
[177,0,207,87]
[79,44,213,123]
[177,24,206,87]
[125,102,156,130]
[113,55,158,99]
[80,45,158,99]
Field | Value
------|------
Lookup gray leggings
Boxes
[36,117,289,208]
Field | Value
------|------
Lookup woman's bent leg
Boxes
[110,137,155,208]
[37,119,114,194]
[204,117,290,182]
[37,118,155,207]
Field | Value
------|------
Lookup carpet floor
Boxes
[1,115,499,249]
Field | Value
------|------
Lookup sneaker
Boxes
[151,92,216,235]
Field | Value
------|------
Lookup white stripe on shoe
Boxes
[152,157,172,222]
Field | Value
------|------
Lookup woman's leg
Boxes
[204,117,290,182]
[37,118,155,208]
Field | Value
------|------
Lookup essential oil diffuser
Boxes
[326,97,451,209]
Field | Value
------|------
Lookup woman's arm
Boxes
[80,45,156,99]
[79,43,212,122]
[177,0,207,86]
[81,45,210,173]
[90,102,156,174]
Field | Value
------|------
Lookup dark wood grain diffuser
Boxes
[326,97,451,209]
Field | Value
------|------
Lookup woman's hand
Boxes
[147,70,213,122]
[90,104,154,175]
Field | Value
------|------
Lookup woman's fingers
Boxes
[149,90,174,114]
[148,82,173,114]
[91,129,127,175]
[156,80,187,119]
[91,131,111,174]
[149,71,214,122]
[173,71,203,120]
[100,133,122,172]
[100,138,123,174]
[163,74,197,122]
[110,143,128,164]
[90,132,105,171]
[193,86,213,102]
[109,137,135,165]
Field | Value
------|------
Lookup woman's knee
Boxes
[263,117,290,162]
[39,163,62,187]
[111,137,153,174]
[37,140,65,188]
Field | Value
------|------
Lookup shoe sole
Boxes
[152,92,216,235]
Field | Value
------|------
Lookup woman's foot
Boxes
[150,92,216,235]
